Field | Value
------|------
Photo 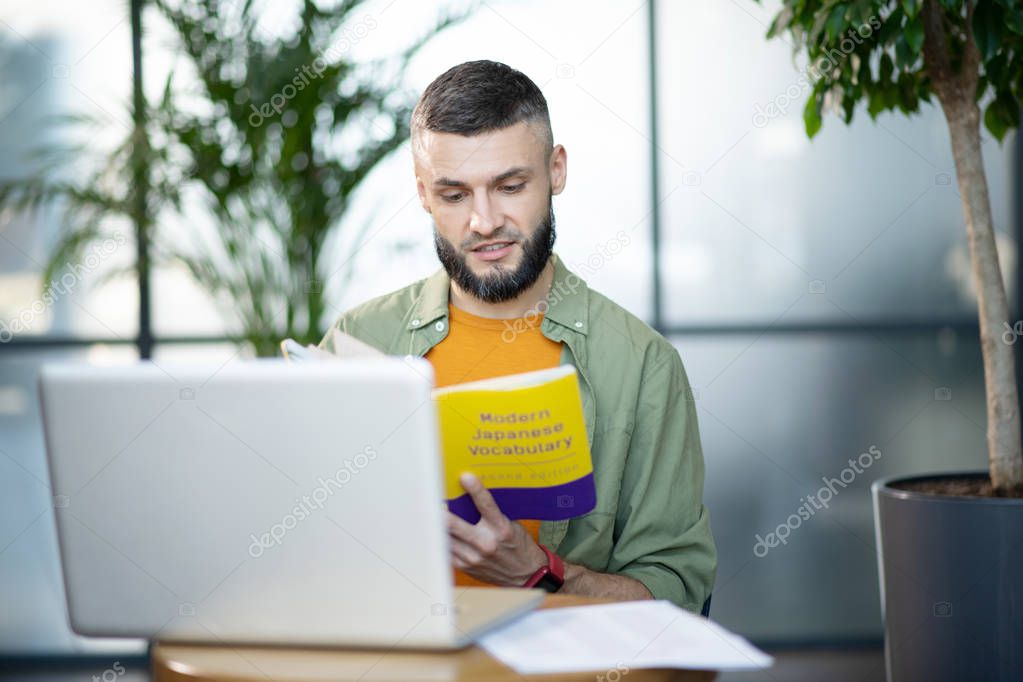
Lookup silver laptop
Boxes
[39,359,542,648]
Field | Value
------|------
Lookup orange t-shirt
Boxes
[425,304,563,587]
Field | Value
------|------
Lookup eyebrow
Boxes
[433,166,533,188]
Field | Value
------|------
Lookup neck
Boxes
[449,258,555,319]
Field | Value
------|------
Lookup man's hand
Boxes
[448,473,654,600]
[447,473,546,586]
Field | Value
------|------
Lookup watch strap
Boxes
[523,544,565,591]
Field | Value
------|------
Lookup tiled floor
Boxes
[2,648,886,681]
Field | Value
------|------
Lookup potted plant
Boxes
[0,0,467,355]
[758,1,1022,679]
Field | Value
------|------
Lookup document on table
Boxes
[478,600,773,674]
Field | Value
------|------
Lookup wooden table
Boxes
[152,594,717,681]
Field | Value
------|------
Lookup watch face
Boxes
[537,572,563,593]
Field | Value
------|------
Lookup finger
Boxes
[449,537,481,566]
[447,511,478,543]
[459,472,505,524]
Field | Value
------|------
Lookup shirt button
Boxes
[434,320,445,332]
[411,318,421,327]
[574,320,584,328]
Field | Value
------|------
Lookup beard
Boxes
[433,197,556,304]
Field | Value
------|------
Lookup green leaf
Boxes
[896,72,920,113]
[904,14,924,55]
[901,0,919,19]
[868,89,887,119]
[855,52,872,86]
[882,79,900,109]
[984,100,1010,141]
[972,1,1005,62]
[985,52,1010,91]
[825,4,848,43]
[894,34,915,69]
[852,2,873,27]
[841,86,856,123]
[1007,10,1023,36]
[984,94,1021,142]
[879,52,895,83]
[809,9,832,46]
[804,87,823,138]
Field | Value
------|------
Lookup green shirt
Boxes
[320,253,716,612]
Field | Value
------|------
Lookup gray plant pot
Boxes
[872,472,1023,682]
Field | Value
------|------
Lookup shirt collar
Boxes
[405,266,449,331]
[405,252,589,336]
[543,253,590,336]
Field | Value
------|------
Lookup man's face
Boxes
[413,121,567,302]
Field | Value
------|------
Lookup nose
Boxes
[468,192,502,236]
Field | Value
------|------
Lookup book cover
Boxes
[282,333,597,523]
[433,365,596,523]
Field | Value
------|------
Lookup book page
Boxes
[318,327,385,358]
[479,601,773,673]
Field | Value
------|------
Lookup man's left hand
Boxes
[447,473,546,586]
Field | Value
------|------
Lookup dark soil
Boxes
[894,476,1023,499]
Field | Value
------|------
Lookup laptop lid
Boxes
[40,359,465,647]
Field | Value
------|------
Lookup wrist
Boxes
[522,544,565,592]
[508,543,545,586]
[561,560,586,592]
[526,542,546,577]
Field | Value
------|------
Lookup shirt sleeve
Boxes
[607,342,717,613]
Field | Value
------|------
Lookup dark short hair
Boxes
[411,60,553,156]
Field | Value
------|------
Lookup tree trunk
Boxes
[942,99,1023,490]
[923,0,1023,491]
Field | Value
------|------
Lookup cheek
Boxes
[490,193,524,221]
[432,209,468,242]
[501,194,545,230]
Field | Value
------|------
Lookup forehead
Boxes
[413,121,546,183]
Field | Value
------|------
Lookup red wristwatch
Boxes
[523,544,565,592]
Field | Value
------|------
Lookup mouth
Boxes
[469,240,516,262]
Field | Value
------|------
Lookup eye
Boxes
[441,192,466,203]
[500,183,525,194]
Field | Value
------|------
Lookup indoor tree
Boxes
[758,0,1023,491]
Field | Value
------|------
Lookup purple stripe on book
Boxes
[447,472,596,523]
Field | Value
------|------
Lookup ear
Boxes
[549,144,567,196]
[411,134,433,214]
[415,175,432,214]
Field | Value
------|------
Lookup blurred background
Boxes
[0,0,1016,677]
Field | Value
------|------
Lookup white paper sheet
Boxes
[478,600,773,674]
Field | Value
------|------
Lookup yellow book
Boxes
[433,365,595,522]
[281,332,596,522]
